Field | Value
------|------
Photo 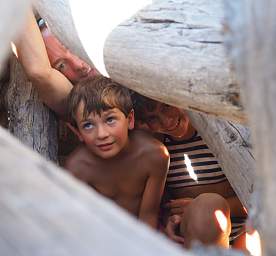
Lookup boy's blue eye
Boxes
[82,122,94,130]
[106,116,116,124]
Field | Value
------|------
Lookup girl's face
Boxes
[142,103,190,138]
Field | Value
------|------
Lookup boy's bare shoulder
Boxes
[131,130,169,169]
[64,145,92,174]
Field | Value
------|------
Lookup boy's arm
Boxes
[15,8,72,117]
[138,145,169,229]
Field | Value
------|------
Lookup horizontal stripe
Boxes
[165,135,202,146]
[167,174,227,185]
[166,178,228,188]
[168,144,209,154]
[169,161,220,170]
[167,167,224,177]
[170,153,215,162]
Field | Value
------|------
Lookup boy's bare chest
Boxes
[86,163,148,205]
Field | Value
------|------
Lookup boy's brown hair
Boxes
[67,75,133,127]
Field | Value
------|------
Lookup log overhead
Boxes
[104,0,246,124]
[0,126,244,256]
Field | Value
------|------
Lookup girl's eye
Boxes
[162,104,171,111]
[147,115,158,124]
[82,122,94,130]
[106,116,116,124]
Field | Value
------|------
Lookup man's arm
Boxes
[15,9,72,116]
[138,145,169,229]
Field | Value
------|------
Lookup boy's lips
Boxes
[97,142,115,151]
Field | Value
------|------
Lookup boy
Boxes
[132,93,247,248]
[65,76,169,229]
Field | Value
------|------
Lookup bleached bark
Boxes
[225,1,276,255]
[104,0,245,123]
[5,56,58,161]
[188,111,255,210]
[0,126,245,256]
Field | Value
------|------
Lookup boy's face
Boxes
[142,102,190,138]
[41,28,98,84]
[74,102,134,159]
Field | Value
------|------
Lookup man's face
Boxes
[41,28,98,84]
[142,102,190,138]
[75,102,134,159]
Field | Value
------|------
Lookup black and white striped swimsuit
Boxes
[164,131,246,242]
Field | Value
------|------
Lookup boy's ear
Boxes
[66,122,84,142]
[128,109,135,130]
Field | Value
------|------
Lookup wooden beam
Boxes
[0,126,244,256]
[225,0,276,254]
[104,0,246,123]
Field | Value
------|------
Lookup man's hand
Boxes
[164,215,185,244]
[165,198,193,215]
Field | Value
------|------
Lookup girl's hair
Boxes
[131,92,158,123]
[67,75,133,127]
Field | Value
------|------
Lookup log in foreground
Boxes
[104,0,246,123]
[225,0,276,255]
[0,0,30,73]
[0,127,244,255]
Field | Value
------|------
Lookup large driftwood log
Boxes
[0,0,30,72]
[5,56,58,162]
[0,126,245,256]
[188,111,255,210]
[225,1,276,255]
[104,0,245,123]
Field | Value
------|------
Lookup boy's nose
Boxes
[96,125,109,139]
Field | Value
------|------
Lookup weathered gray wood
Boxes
[104,0,245,123]
[225,0,276,255]
[0,0,30,73]
[4,56,58,162]
[35,0,95,69]
[0,126,245,256]
[188,111,255,210]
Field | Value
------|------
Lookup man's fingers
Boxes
[170,207,184,215]
[165,198,192,208]
[171,234,185,244]
[165,215,185,244]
